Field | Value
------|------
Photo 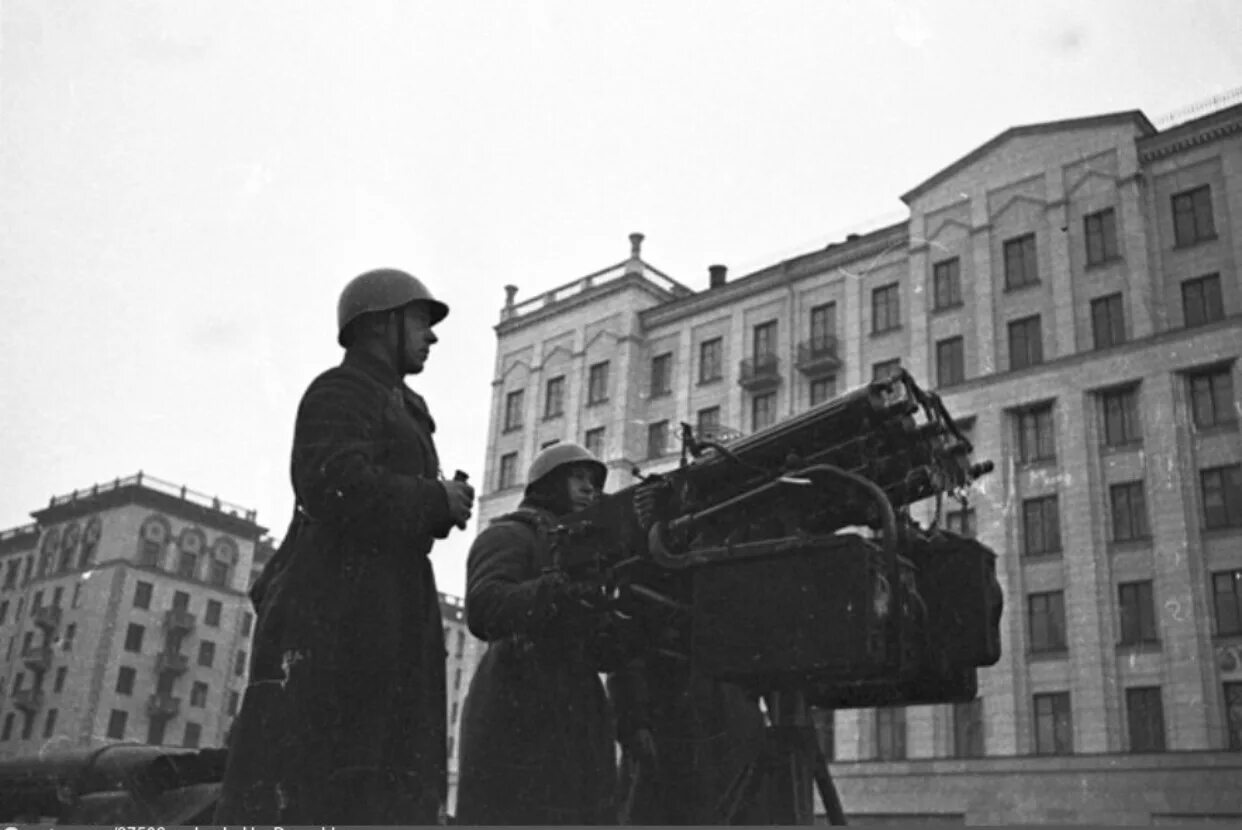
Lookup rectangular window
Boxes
[0,600,7,626]
[952,699,984,758]
[107,709,128,740]
[183,722,201,749]
[62,623,75,651]
[147,718,166,746]
[647,421,669,459]
[116,666,136,695]
[1023,496,1061,556]
[124,623,144,653]
[1189,365,1236,429]
[198,640,215,668]
[1172,185,1215,246]
[933,258,962,310]
[2,713,14,741]
[1034,693,1073,755]
[177,550,198,580]
[241,611,253,637]
[205,599,222,627]
[1213,570,1242,637]
[650,353,672,397]
[1126,687,1166,752]
[1119,581,1159,645]
[1182,274,1225,328]
[43,708,58,739]
[1091,293,1126,350]
[936,336,965,387]
[190,681,208,708]
[583,427,605,460]
[1101,386,1141,447]
[498,452,518,491]
[699,338,723,383]
[1028,591,1067,653]
[235,649,247,676]
[752,392,777,432]
[544,375,565,419]
[54,666,67,693]
[809,376,837,407]
[1003,234,1039,289]
[1016,404,1056,463]
[753,321,777,360]
[503,389,524,431]
[228,690,240,717]
[172,590,190,611]
[1008,315,1043,370]
[874,707,906,760]
[587,361,610,405]
[696,407,720,441]
[810,303,837,350]
[946,508,977,538]
[1111,482,1150,542]
[72,583,81,608]
[1201,465,1242,529]
[1084,208,1119,266]
[871,284,901,334]
[873,359,901,381]
[1225,682,1242,750]
[133,581,153,610]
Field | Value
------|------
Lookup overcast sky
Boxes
[1,0,1239,597]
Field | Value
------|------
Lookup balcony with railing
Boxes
[154,650,189,675]
[12,688,44,712]
[738,353,782,391]
[795,336,842,377]
[22,644,53,673]
[147,693,182,720]
[164,609,197,633]
[32,604,63,632]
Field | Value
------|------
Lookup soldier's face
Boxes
[565,465,599,511]
[398,303,437,374]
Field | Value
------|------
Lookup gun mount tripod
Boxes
[716,690,846,826]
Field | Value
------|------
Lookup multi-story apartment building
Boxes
[478,103,1242,824]
[0,472,483,815]
[0,472,266,758]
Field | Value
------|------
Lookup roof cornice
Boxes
[640,222,908,330]
[1139,103,1242,163]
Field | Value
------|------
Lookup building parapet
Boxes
[497,233,693,333]
[45,471,258,523]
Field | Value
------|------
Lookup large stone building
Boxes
[0,472,482,812]
[478,103,1242,824]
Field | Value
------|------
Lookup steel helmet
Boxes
[526,443,607,492]
[336,268,449,346]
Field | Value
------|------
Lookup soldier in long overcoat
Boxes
[214,269,475,825]
[455,444,617,825]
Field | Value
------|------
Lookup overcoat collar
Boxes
[342,348,436,432]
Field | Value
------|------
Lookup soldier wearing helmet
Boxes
[216,268,474,826]
[455,443,618,825]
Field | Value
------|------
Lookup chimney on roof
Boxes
[709,264,727,288]
[846,233,861,241]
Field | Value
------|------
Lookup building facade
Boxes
[0,472,482,813]
[478,104,1242,824]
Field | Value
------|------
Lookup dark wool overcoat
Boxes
[214,349,454,825]
[454,504,617,826]
[610,653,767,825]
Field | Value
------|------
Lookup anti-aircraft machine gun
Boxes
[545,369,1004,825]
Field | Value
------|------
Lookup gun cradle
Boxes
[548,370,1003,709]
